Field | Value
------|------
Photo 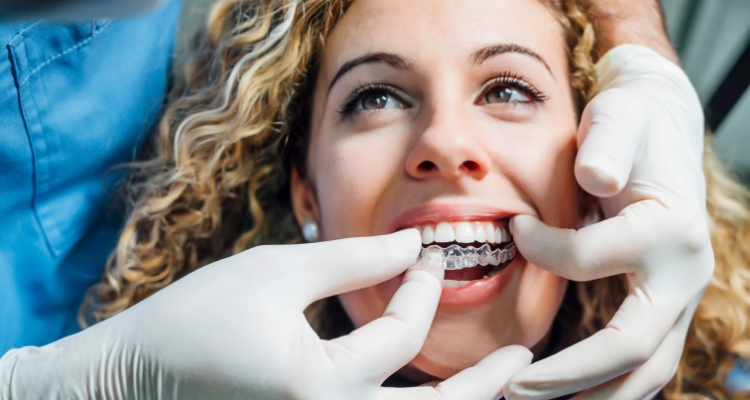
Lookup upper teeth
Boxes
[416,221,509,245]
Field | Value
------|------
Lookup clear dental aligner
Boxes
[414,242,517,270]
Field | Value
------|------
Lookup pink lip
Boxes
[439,255,522,307]
[385,204,514,233]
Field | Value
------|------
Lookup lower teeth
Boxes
[443,280,474,288]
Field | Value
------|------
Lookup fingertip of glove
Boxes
[509,215,539,235]
[575,161,623,198]
[495,345,533,367]
[387,228,423,259]
[512,345,534,364]
[409,251,445,282]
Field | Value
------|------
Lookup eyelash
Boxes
[337,72,548,116]
[481,72,549,103]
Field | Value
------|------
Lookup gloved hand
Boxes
[504,45,713,400]
[1,229,532,400]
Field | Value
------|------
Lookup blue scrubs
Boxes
[0,0,181,355]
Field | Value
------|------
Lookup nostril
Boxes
[418,161,436,172]
[463,161,480,171]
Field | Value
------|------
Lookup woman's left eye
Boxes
[484,85,532,104]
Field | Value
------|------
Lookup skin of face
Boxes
[291,0,582,379]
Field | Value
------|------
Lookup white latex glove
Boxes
[1,230,532,400]
[504,45,714,400]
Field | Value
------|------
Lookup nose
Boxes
[405,107,491,181]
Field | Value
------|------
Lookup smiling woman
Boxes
[80,0,750,398]
[292,1,581,378]
[292,0,589,379]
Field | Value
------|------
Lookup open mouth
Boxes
[411,221,517,288]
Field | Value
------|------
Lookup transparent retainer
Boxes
[414,243,518,270]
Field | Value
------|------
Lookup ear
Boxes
[290,168,321,228]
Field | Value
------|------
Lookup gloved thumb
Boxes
[509,213,644,281]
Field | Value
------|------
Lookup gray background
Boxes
[662,0,750,183]
[173,0,750,182]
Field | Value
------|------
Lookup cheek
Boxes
[516,264,568,346]
[533,139,579,226]
[310,126,411,240]
[492,123,579,228]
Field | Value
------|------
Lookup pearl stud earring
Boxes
[302,220,319,242]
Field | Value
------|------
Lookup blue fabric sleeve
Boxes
[0,0,181,355]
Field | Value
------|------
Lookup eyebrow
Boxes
[327,52,409,93]
[471,43,554,79]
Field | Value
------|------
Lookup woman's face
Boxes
[293,0,581,379]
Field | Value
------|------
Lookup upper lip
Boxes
[386,203,514,233]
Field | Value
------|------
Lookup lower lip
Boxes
[438,255,523,307]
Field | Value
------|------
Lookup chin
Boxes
[409,260,567,379]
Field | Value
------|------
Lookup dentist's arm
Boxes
[505,2,713,399]
[588,0,679,64]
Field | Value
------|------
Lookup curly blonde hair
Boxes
[81,0,750,398]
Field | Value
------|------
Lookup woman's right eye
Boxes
[357,90,405,111]
[339,85,409,115]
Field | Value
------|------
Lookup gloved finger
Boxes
[575,88,648,198]
[509,203,658,281]
[325,256,443,383]
[503,291,684,400]
[570,325,682,400]
[571,292,701,400]
[380,345,533,400]
[251,229,422,311]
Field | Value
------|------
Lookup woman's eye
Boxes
[359,91,404,110]
[485,86,532,104]
[339,85,411,116]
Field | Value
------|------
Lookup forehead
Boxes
[321,0,567,80]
